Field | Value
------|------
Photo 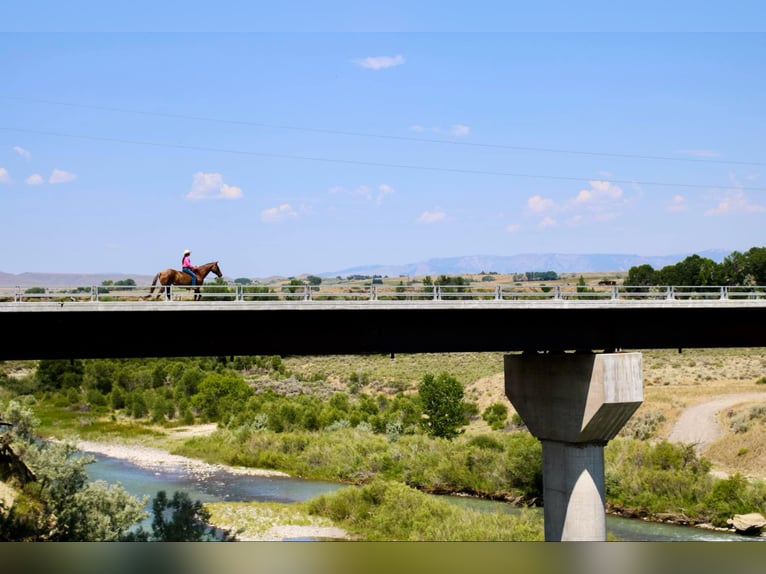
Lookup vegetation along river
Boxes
[84,451,760,542]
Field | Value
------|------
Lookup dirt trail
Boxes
[666,392,766,452]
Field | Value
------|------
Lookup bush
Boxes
[482,402,509,430]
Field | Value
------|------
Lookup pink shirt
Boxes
[182,255,192,268]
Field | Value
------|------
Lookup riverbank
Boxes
[72,437,351,541]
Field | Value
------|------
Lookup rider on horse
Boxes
[182,249,197,285]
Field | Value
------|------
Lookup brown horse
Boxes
[146,261,223,301]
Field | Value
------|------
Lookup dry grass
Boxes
[205,501,348,541]
[284,347,766,477]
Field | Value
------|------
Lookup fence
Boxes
[2,283,765,303]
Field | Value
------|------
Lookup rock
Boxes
[726,513,766,535]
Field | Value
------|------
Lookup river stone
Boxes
[726,513,766,534]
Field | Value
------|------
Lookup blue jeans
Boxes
[183,267,197,285]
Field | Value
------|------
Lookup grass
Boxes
[204,501,342,540]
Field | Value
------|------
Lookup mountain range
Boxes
[322,249,732,278]
[0,250,732,287]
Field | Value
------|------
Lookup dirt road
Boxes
[667,392,766,452]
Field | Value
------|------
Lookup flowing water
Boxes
[85,452,762,542]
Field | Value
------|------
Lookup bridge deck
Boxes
[2,298,765,360]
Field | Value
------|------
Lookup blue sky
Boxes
[1,3,765,278]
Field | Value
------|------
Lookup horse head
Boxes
[212,261,222,278]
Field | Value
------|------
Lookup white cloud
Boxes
[354,54,405,70]
[449,124,470,137]
[574,180,623,203]
[505,223,521,233]
[26,174,44,185]
[48,169,76,184]
[261,203,298,223]
[0,168,10,183]
[376,184,394,206]
[668,194,688,213]
[527,195,555,213]
[329,183,394,206]
[417,210,446,224]
[409,124,471,138]
[185,172,243,200]
[705,190,765,215]
[538,216,557,228]
[13,146,31,159]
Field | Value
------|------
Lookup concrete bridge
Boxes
[2,292,766,541]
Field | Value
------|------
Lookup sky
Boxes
[1,2,765,279]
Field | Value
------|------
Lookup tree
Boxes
[191,372,254,422]
[0,401,147,541]
[625,264,657,286]
[418,372,466,440]
[36,359,84,391]
[482,402,509,430]
[306,275,322,286]
[146,490,227,541]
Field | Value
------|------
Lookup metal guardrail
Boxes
[1,284,765,303]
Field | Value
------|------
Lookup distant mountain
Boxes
[0,250,733,286]
[322,250,732,278]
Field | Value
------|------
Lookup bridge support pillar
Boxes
[504,352,643,541]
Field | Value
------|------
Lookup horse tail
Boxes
[145,273,161,298]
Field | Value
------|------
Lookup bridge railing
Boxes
[1,284,765,303]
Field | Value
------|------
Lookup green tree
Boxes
[191,372,254,422]
[0,401,147,541]
[482,402,509,430]
[306,275,323,286]
[418,372,466,440]
[625,264,657,286]
[145,490,227,541]
[36,359,84,391]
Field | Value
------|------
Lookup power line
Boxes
[3,125,765,191]
[3,95,764,167]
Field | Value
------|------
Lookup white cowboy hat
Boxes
[183,249,191,255]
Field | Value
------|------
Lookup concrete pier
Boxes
[505,352,643,541]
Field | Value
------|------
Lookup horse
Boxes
[146,261,223,301]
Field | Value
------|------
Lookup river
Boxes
[84,451,762,542]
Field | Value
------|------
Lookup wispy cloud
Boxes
[13,146,31,159]
[505,223,521,233]
[376,183,395,206]
[25,174,44,185]
[261,203,298,223]
[572,180,623,204]
[354,54,405,70]
[48,169,77,184]
[677,149,720,158]
[668,194,688,213]
[328,183,394,206]
[538,216,557,228]
[0,168,10,183]
[185,172,242,200]
[527,195,554,214]
[409,124,471,137]
[705,190,765,215]
[417,209,446,224]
